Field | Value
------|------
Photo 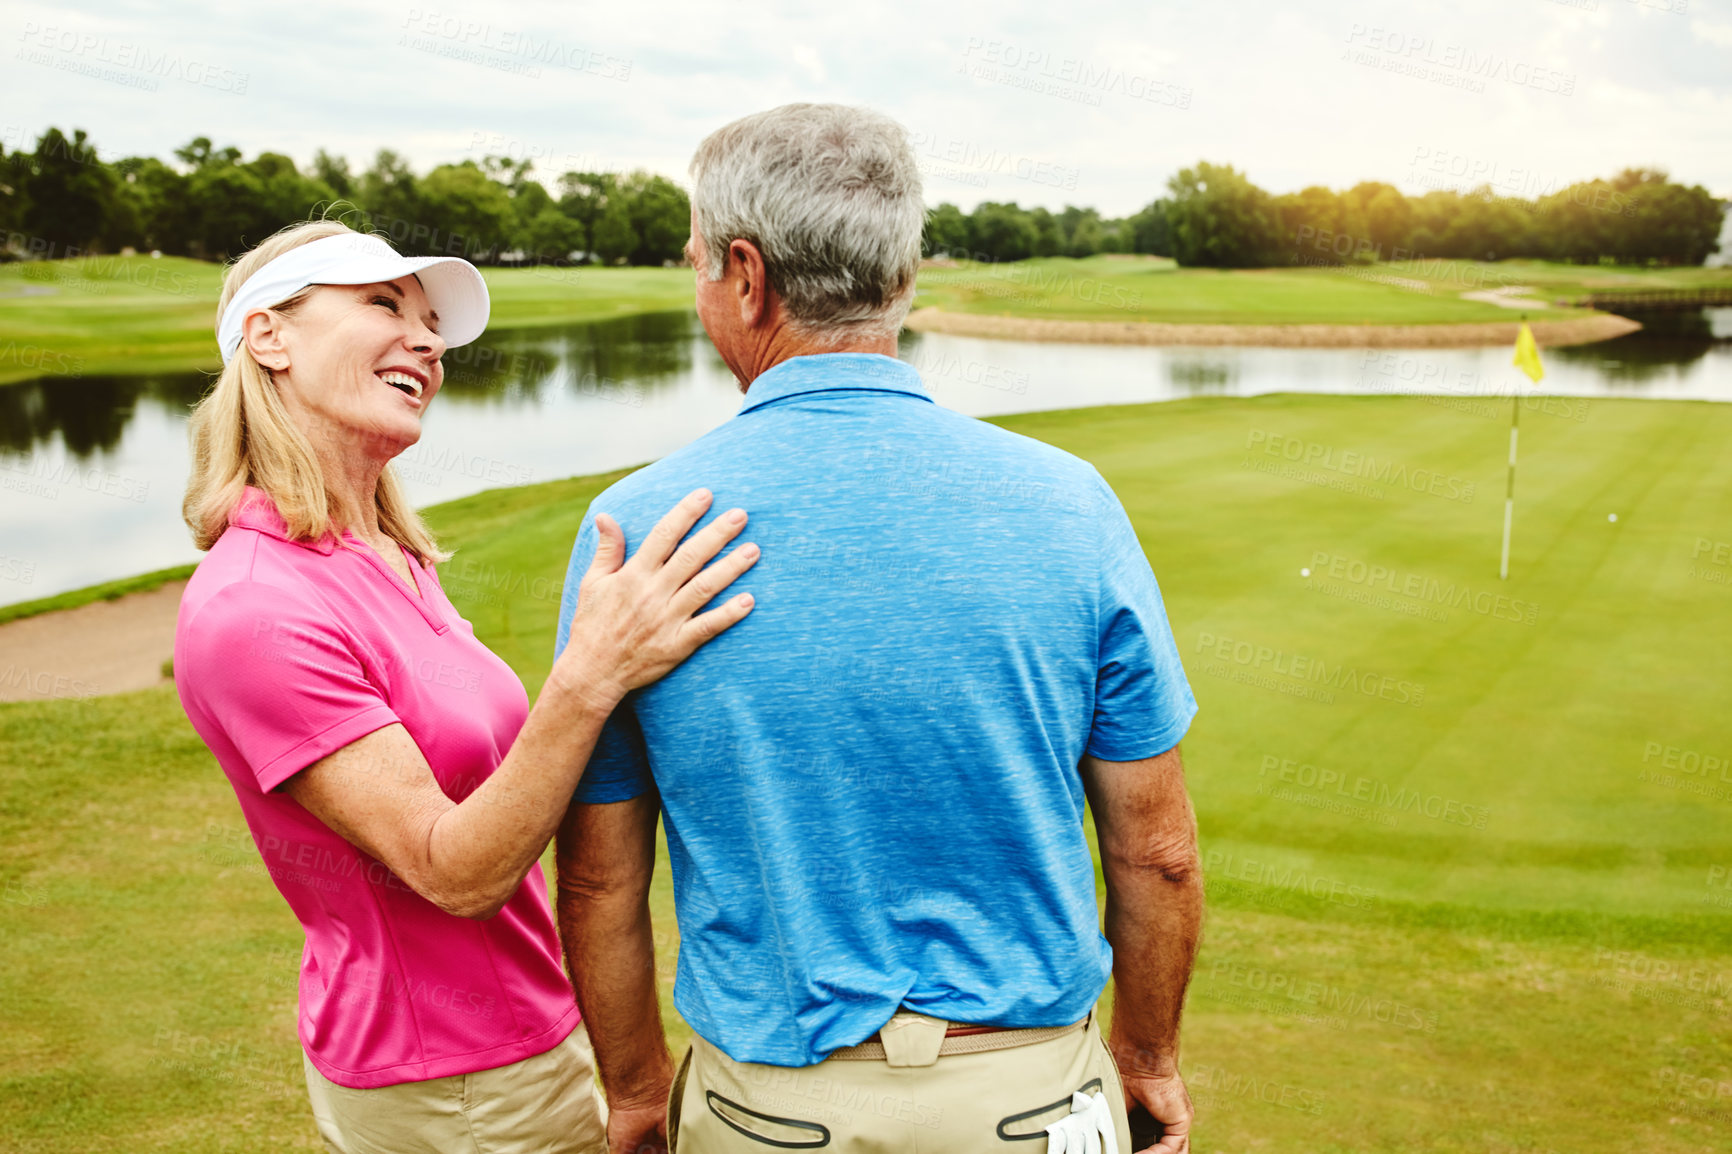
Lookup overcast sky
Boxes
[6,0,1729,216]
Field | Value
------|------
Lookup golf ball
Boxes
[1301,567,1311,577]
[1608,513,1618,523]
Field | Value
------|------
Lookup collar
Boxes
[228,486,343,554]
[228,484,448,632]
[737,353,932,416]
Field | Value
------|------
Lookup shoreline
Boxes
[901,309,1643,348]
[0,579,185,703]
[0,380,1702,672]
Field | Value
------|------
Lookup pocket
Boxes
[702,1092,831,1148]
[667,1046,693,1154]
[995,1078,1104,1141]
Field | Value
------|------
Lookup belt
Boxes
[826,1017,1088,1062]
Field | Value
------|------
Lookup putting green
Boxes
[2,394,1728,1152]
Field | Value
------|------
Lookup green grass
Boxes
[0,257,694,385]
[913,254,1732,325]
[10,255,1732,387]
[0,564,198,626]
[4,394,1732,1151]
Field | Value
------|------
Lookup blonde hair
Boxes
[183,219,448,564]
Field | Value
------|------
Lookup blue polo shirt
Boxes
[555,352,1196,1067]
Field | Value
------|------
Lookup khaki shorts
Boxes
[668,1011,1131,1152]
[301,1023,607,1154]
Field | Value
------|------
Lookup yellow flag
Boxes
[1513,322,1545,383]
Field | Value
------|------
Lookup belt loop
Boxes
[878,1010,948,1067]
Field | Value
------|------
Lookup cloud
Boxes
[5,0,1727,213]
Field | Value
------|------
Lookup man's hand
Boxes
[606,1098,670,1154]
[1123,1070,1192,1154]
[556,796,676,1154]
[1082,745,1203,1154]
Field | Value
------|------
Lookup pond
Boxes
[2,307,1729,606]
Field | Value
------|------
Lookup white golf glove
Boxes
[1044,1090,1120,1154]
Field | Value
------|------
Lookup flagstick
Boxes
[1499,394,1519,580]
[1501,316,1544,580]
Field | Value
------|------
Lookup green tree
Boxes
[109,156,191,254]
[507,175,581,262]
[1607,170,1723,265]
[481,155,534,195]
[922,203,970,257]
[617,171,689,266]
[20,128,118,254]
[0,141,25,239]
[1125,199,1172,256]
[312,150,355,199]
[969,202,1038,262]
[1274,185,1353,265]
[1407,190,1461,257]
[1057,206,1105,257]
[174,136,242,171]
[180,147,336,260]
[186,163,267,259]
[414,162,514,260]
[1438,190,1535,262]
[1347,181,1415,257]
[1028,207,1062,257]
[252,152,337,223]
[358,150,424,254]
[556,171,619,261]
[521,206,585,263]
[1534,181,1623,263]
[592,196,637,264]
[1165,161,1282,267]
[1094,214,1131,254]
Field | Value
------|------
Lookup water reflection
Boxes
[0,372,209,458]
[3,307,1731,604]
[1168,357,1238,393]
[437,311,707,403]
[1549,308,1731,382]
[5,307,1729,463]
[0,311,718,458]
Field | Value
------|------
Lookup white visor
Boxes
[215,232,490,364]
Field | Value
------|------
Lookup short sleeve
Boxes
[1086,473,1198,761]
[178,582,400,792]
[558,507,654,804]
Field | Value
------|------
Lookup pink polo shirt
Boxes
[174,486,579,1088]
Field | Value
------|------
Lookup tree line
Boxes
[927,161,1723,267]
[0,128,1722,269]
[0,127,689,266]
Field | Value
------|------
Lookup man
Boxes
[554,103,1202,1154]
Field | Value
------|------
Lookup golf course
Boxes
[3,369,1730,1149]
[8,254,1732,385]
[14,0,1732,1144]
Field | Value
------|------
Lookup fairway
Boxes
[0,257,695,386]
[3,393,1730,1151]
[914,255,1732,326]
[10,255,1732,386]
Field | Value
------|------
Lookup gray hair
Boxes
[690,103,925,342]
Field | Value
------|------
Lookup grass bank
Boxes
[9,255,1732,386]
[0,257,694,385]
[0,564,197,627]
[3,394,1731,1151]
[913,254,1732,325]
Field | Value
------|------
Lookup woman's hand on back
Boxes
[554,488,758,708]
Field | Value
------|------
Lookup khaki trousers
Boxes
[302,1023,607,1154]
[669,1011,1130,1152]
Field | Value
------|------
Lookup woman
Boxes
[173,219,757,1153]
